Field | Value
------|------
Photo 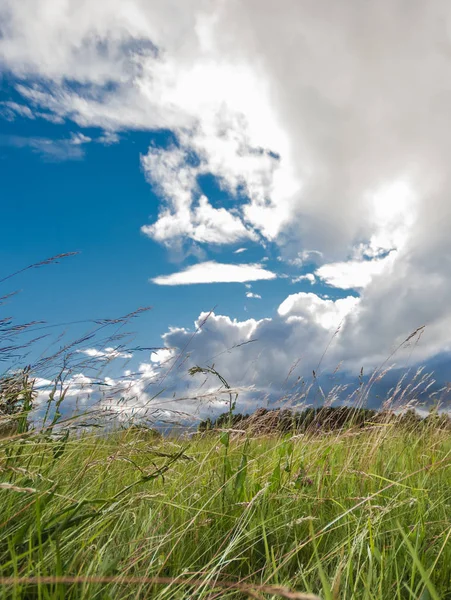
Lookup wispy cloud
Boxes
[0,129,117,161]
[246,291,262,299]
[70,132,91,145]
[0,101,35,120]
[151,261,276,285]
[282,251,323,268]
[234,247,247,254]
[98,131,120,145]
[291,273,316,284]
[0,132,91,161]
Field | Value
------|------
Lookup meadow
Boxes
[0,418,450,599]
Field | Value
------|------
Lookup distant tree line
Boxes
[198,406,451,434]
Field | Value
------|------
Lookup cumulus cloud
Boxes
[140,144,256,245]
[32,292,446,424]
[35,374,95,409]
[246,291,262,299]
[151,261,276,285]
[1,0,430,253]
[150,348,175,364]
[129,295,440,416]
[278,293,359,330]
[145,295,364,403]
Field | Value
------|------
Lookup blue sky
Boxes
[1,0,451,419]
[0,76,351,371]
[0,100,343,359]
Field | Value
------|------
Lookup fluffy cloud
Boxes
[129,294,443,416]
[246,292,262,299]
[138,292,390,409]
[151,261,276,285]
[1,0,436,253]
[140,145,256,245]
[278,293,359,330]
[33,290,447,423]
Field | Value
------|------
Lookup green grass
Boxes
[0,424,450,599]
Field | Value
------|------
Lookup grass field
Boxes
[0,421,450,599]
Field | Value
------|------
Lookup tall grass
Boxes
[0,421,450,599]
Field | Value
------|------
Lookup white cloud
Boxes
[315,252,397,290]
[134,296,362,403]
[32,288,445,422]
[0,0,444,253]
[278,292,359,330]
[234,247,247,254]
[0,0,297,243]
[151,261,276,285]
[365,180,418,254]
[98,131,120,145]
[0,0,430,253]
[77,347,133,360]
[0,133,90,160]
[284,250,324,268]
[62,373,94,399]
[150,348,175,364]
[292,273,316,284]
[246,291,262,299]
[1,101,35,120]
[140,144,256,245]
[70,132,92,145]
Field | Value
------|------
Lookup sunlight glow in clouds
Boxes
[369,180,417,251]
[315,253,397,290]
[278,293,359,330]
